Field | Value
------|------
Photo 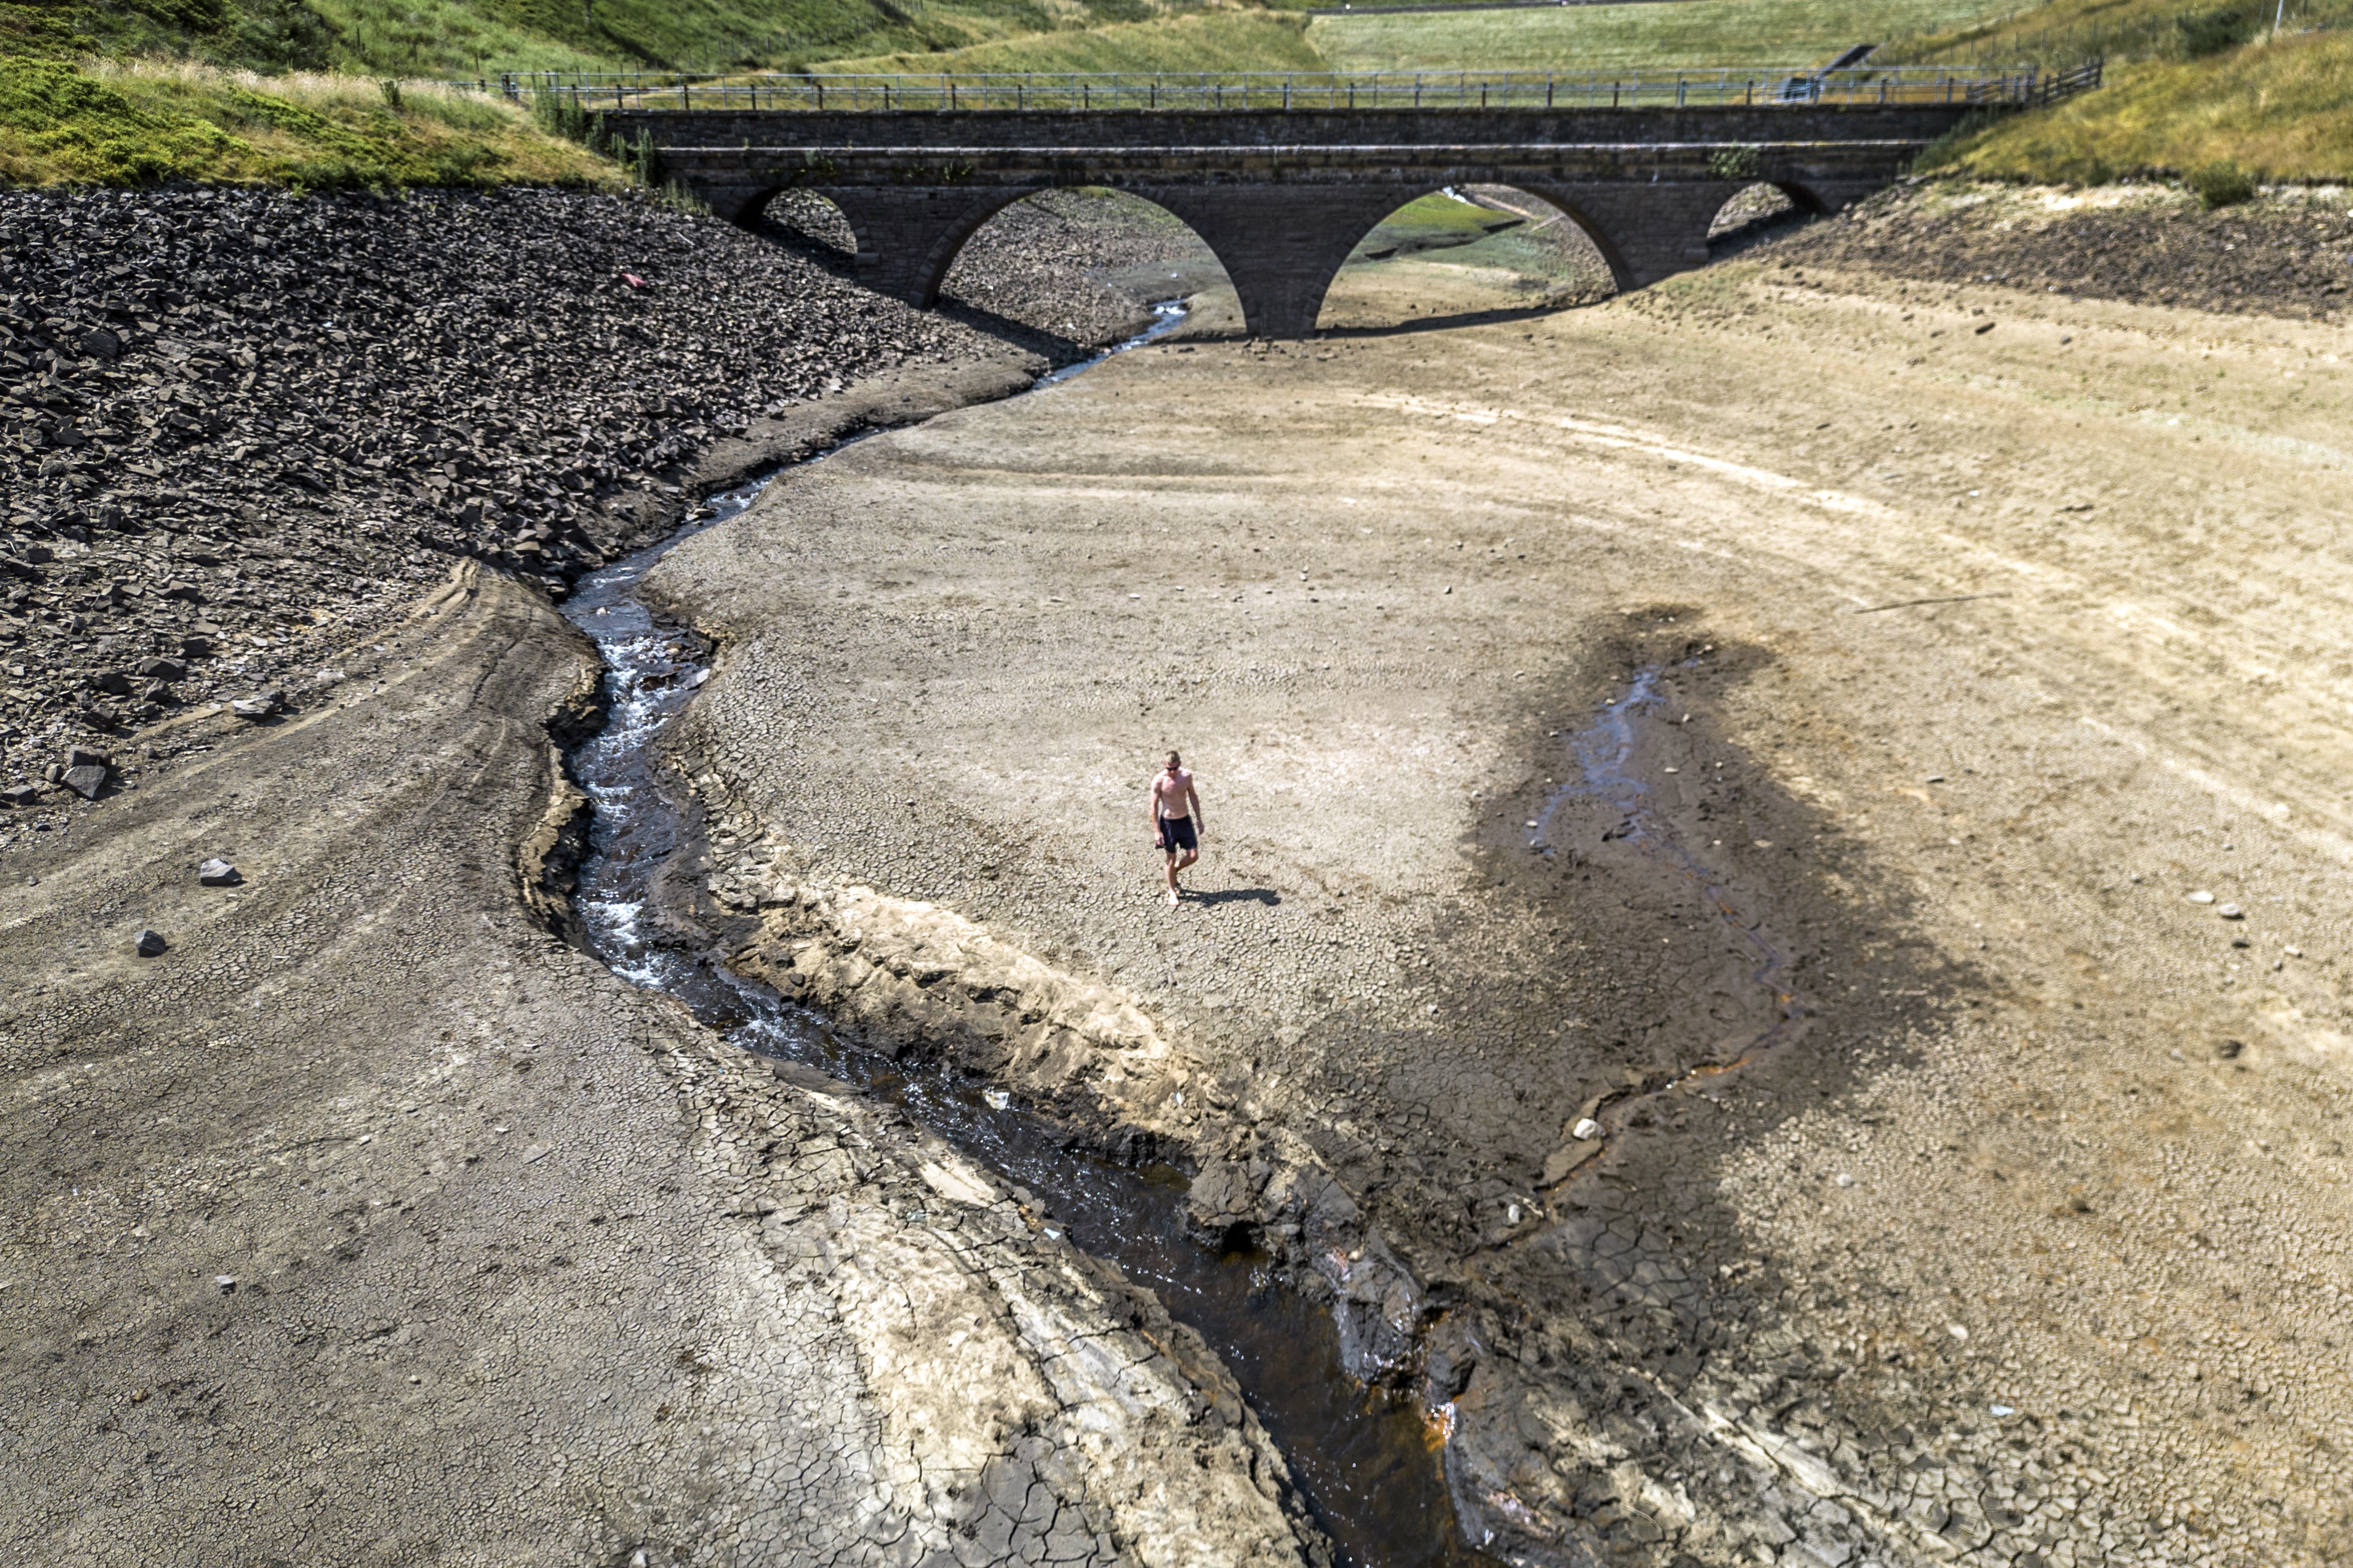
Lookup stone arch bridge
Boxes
[582,69,2090,337]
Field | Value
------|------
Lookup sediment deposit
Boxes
[0,553,1328,1567]
[639,226,2353,1566]
[10,175,2353,1568]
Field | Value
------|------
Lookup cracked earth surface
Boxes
[0,538,1326,1564]
[634,244,2353,1566]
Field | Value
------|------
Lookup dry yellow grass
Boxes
[0,55,622,188]
[1923,30,2353,182]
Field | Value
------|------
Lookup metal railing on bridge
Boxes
[499,61,2100,114]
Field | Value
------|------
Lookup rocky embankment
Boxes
[624,248,2353,1568]
[1775,179,2353,319]
[0,183,1195,817]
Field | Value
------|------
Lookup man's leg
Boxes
[1165,850,1182,905]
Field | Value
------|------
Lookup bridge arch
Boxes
[1704,180,1844,258]
[796,182,1254,325]
[755,187,860,269]
[937,187,1233,336]
[1316,185,1626,332]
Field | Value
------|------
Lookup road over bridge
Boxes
[568,68,2097,337]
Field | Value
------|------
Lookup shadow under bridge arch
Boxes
[786,181,1443,340]
[785,184,1238,329]
[1315,185,1629,334]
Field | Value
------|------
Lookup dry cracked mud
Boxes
[9,181,2353,1568]
[634,226,2353,1567]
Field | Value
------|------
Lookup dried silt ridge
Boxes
[0,188,1331,1562]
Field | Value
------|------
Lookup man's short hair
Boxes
[1165,751,1182,768]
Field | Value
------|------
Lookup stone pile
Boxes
[0,182,1181,807]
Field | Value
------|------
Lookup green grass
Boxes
[0,54,621,185]
[816,10,1324,74]
[1912,29,2353,180]
[2,0,338,73]
[1,0,1234,79]
[1304,0,2035,72]
[1351,188,1516,246]
[1882,0,2352,68]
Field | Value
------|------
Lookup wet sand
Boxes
[640,241,2353,1566]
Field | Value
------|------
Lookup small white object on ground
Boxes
[2188,890,2217,904]
[1572,1118,1602,1141]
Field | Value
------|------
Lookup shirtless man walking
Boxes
[1149,751,1203,907]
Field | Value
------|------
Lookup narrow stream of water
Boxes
[557,308,1493,1568]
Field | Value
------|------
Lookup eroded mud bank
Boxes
[0,357,1337,1568]
[610,355,1951,1566]
[549,312,1507,1566]
[651,611,1946,1566]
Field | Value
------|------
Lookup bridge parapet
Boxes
[585,66,2102,336]
[511,63,2099,114]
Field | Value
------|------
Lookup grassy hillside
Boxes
[5,0,2346,196]
[1,0,1220,78]
[1883,0,2352,67]
[0,54,618,185]
[817,9,1322,73]
[1914,30,2353,181]
[1884,0,2352,182]
[1303,0,2033,72]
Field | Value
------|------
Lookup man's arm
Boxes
[1186,778,1204,833]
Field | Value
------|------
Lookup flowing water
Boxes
[557,307,1494,1568]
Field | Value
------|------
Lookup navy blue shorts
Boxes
[1158,815,1197,853]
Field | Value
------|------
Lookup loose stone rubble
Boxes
[0,182,1190,807]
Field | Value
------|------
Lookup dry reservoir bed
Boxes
[6,205,2352,1568]
[640,254,2353,1566]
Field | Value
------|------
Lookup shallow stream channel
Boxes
[556,305,1495,1568]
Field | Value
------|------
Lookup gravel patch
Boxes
[1767,178,2353,319]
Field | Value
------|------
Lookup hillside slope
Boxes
[1892,0,2353,184]
[2,0,1227,80]
[0,55,617,187]
[816,10,1323,75]
[1928,32,2353,182]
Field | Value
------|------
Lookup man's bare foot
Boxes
[1166,887,1180,908]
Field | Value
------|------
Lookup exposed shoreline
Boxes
[10,179,2353,1568]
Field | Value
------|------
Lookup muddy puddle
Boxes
[557,306,1495,1568]
[1529,661,1809,1178]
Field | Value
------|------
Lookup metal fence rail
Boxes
[498,62,2100,114]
